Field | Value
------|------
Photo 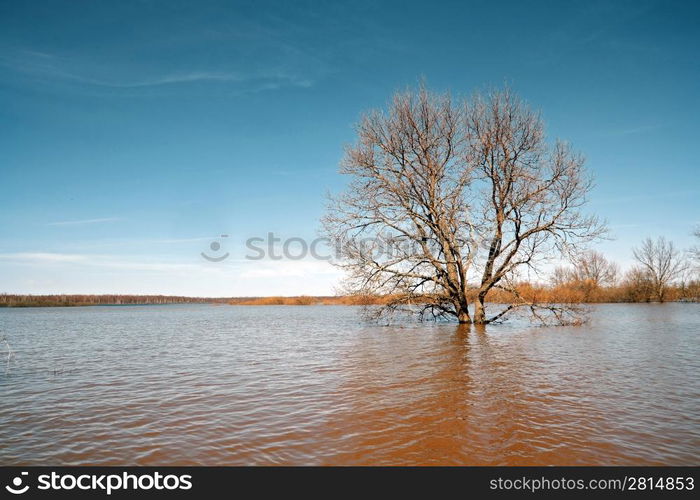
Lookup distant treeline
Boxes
[481,281,700,304]
[2,282,699,309]
[0,294,230,308]
[0,294,374,308]
[227,283,700,307]
[228,296,387,306]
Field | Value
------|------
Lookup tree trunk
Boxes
[474,294,487,324]
[457,306,471,324]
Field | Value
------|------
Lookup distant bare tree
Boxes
[323,85,605,324]
[621,267,655,302]
[551,265,572,287]
[550,250,618,301]
[692,227,700,270]
[632,237,688,302]
[569,250,618,286]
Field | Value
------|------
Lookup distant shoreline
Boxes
[1,293,698,308]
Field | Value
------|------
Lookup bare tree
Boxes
[550,250,618,301]
[621,267,655,302]
[691,227,700,269]
[566,250,618,286]
[632,237,688,302]
[323,85,605,324]
[551,265,572,287]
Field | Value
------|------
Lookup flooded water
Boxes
[0,303,698,465]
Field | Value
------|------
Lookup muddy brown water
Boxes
[1,303,698,465]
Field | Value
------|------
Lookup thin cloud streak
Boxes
[609,223,641,229]
[0,252,88,263]
[0,252,213,272]
[0,49,315,91]
[55,70,312,89]
[602,123,666,137]
[48,217,123,226]
[593,189,700,205]
[0,252,340,278]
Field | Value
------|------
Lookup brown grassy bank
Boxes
[227,282,700,307]
[2,281,698,308]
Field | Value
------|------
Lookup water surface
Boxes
[1,303,698,465]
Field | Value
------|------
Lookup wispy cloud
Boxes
[43,236,222,253]
[143,237,217,244]
[593,189,700,205]
[602,123,666,137]
[91,71,245,88]
[0,49,315,93]
[0,252,88,263]
[0,252,208,272]
[0,252,342,295]
[239,260,340,279]
[0,252,340,280]
[48,217,123,226]
[48,69,311,90]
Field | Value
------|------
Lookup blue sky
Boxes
[1,0,698,296]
